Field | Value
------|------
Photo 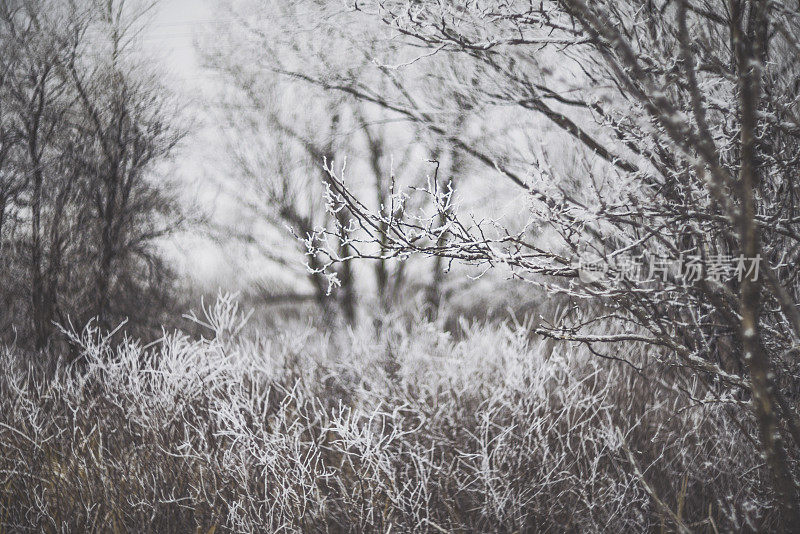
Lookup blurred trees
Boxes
[0,0,184,349]
[203,0,477,324]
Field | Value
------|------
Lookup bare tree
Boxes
[0,0,93,348]
[284,0,800,525]
[204,0,438,324]
[0,0,185,348]
[67,0,184,333]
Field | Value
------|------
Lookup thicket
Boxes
[0,296,776,532]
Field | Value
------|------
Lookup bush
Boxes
[0,296,776,532]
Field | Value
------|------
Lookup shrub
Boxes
[0,296,775,532]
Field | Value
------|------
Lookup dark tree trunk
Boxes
[734,1,800,526]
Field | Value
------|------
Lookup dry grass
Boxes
[0,296,778,532]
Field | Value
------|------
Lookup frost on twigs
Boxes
[0,295,774,531]
[303,160,571,288]
[183,291,254,340]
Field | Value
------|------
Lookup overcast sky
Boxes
[144,0,210,78]
[141,0,232,284]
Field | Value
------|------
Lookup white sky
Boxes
[141,0,232,285]
[144,0,211,77]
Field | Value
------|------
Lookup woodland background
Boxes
[2,0,800,532]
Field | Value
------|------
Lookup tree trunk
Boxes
[734,1,800,526]
[28,84,47,350]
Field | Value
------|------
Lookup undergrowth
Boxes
[0,295,775,532]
